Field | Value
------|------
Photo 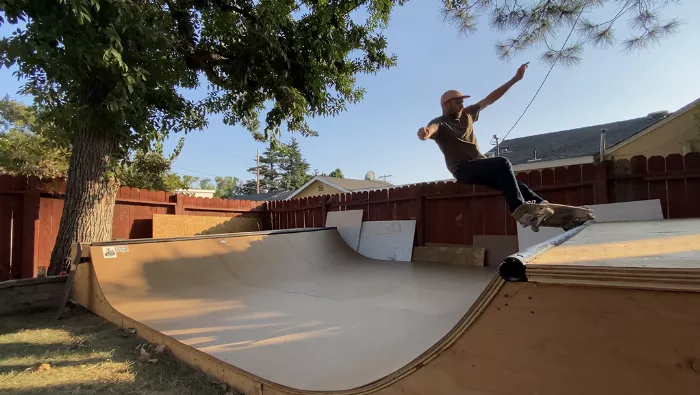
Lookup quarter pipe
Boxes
[71,219,700,395]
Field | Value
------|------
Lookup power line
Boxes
[171,165,223,178]
[501,7,585,143]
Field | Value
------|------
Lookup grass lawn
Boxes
[0,306,236,395]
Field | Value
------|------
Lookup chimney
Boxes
[599,129,607,161]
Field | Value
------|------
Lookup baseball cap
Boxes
[440,89,471,104]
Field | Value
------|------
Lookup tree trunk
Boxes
[48,126,119,275]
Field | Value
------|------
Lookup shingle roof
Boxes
[319,176,393,190]
[486,111,670,165]
[233,190,293,201]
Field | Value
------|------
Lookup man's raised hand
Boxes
[418,126,435,140]
[514,62,529,82]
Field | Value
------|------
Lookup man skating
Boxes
[417,62,549,226]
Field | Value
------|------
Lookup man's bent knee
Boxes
[491,156,513,171]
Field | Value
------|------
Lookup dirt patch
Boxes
[0,307,238,394]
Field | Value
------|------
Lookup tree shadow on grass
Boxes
[0,308,230,395]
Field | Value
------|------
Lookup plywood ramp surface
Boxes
[530,219,700,269]
[77,229,496,391]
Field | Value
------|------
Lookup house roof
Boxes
[285,175,393,200]
[233,190,293,201]
[486,111,671,165]
[317,176,393,190]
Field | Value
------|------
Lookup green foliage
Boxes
[118,133,186,191]
[238,179,259,196]
[247,142,284,192]
[328,167,344,178]
[0,96,69,178]
[442,0,682,66]
[0,0,405,160]
[279,137,311,190]
[199,178,215,190]
[213,176,242,199]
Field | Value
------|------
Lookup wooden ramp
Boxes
[70,220,700,395]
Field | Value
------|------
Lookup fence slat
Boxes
[647,156,668,218]
[664,154,685,219]
[685,153,700,218]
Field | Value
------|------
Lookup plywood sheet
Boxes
[357,220,416,262]
[412,246,485,266]
[517,200,664,250]
[472,235,519,266]
[152,214,260,238]
[325,210,363,251]
[531,218,700,269]
[587,199,664,222]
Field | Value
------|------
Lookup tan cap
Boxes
[440,89,470,104]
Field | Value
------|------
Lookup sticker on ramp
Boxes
[116,246,129,253]
[102,247,117,259]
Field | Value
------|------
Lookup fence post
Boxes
[320,196,328,226]
[595,161,609,204]
[175,193,185,215]
[415,184,425,246]
[21,177,41,278]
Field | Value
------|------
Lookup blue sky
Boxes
[2,1,699,186]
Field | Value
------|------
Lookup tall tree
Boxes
[199,178,215,190]
[213,176,242,199]
[279,137,311,190]
[238,179,259,196]
[248,142,284,192]
[328,168,344,178]
[442,0,682,66]
[0,0,404,274]
[118,133,186,191]
[0,96,69,178]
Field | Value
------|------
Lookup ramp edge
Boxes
[92,227,336,246]
[498,223,592,282]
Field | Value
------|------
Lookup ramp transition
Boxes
[71,220,700,395]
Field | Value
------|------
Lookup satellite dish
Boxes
[365,171,375,181]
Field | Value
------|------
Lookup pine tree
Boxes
[280,137,311,190]
[247,142,283,192]
[328,168,344,179]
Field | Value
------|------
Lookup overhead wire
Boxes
[500,6,586,143]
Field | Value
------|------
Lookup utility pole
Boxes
[256,149,260,193]
[490,134,501,157]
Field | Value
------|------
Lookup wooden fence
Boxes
[269,154,700,245]
[0,176,266,280]
[2,153,699,281]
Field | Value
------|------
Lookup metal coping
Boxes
[498,221,593,282]
[91,227,337,247]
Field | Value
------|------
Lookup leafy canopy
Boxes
[0,95,69,178]
[0,0,405,164]
[442,0,682,66]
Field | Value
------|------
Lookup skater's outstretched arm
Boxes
[477,62,528,110]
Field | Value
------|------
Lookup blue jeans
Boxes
[454,157,544,213]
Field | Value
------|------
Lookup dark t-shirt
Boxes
[427,104,485,176]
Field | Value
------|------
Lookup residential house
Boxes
[285,175,393,200]
[486,97,700,171]
[233,190,295,202]
[175,188,216,198]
